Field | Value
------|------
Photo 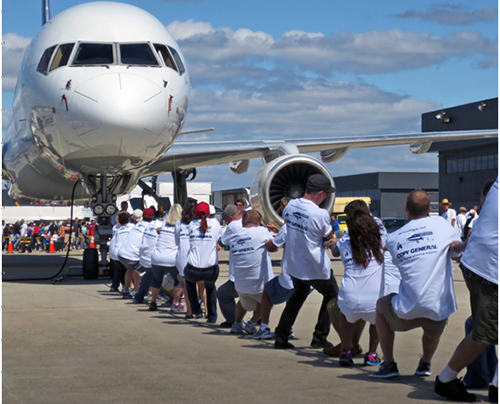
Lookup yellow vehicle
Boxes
[332,197,371,236]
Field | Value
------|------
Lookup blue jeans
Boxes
[184,263,219,322]
[134,269,153,303]
[464,315,498,388]
[217,280,238,324]
[12,235,21,250]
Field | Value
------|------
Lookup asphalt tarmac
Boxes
[2,249,493,403]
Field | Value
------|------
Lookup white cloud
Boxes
[173,21,496,75]
[2,33,31,91]
[396,6,498,26]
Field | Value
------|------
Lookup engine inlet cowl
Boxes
[250,154,335,226]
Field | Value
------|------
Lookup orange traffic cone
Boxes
[48,236,55,253]
[89,236,95,248]
[7,236,14,253]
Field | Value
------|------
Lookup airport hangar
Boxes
[218,98,497,219]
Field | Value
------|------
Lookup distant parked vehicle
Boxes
[382,217,408,233]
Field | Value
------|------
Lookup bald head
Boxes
[406,190,431,220]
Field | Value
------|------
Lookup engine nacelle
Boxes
[250,154,336,226]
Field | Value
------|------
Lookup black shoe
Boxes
[310,338,333,349]
[219,321,233,328]
[109,287,119,293]
[149,301,158,311]
[274,341,295,349]
[434,376,476,402]
[489,385,498,403]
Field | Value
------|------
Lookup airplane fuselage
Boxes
[3,2,190,202]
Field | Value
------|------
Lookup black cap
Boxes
[307,174,335,193]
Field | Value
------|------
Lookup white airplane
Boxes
[3,1,497,277]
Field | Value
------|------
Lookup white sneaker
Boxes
[253,328,273,340]
[243,321,257,334]
[230,322,243,334]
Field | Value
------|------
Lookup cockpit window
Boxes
[50,43,75,71]
[119,43,159,66]
[168,46,185,76]
[153,44,178,72]
[73,43,114,65]
[37,45,57,74]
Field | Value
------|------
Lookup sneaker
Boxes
[131,298,145,304]
[193,313,204,319]
[122,290,131,299]
[230,322,244,334]
[161,300,173,308]
[364,353,382,366]
[339,350,354,367]
[171,303,184,312]
[253,328,274,340]
[414,357,431,376]
[149,301,158,311]
[310,338,333,349]
[489,384,498,403]
[434,376,476,402]
[199,300,206,314]
[289,328,295,339]
[372,361,400,379]
[129,290,137,298]
[274,340,295,349]
[243,321,257,334]
[109,287,119,293]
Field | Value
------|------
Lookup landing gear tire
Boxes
[83,248,99,280]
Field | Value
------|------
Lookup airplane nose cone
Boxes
[71,73,167,157]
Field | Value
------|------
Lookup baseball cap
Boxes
[196,202,210,216]
[307,174,335,193]
[143,208,155,218]
[132,209,143,221]
[223,204,239,218]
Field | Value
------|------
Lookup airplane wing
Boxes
[143,129,498,176]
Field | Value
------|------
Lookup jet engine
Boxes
[250,154,335,226]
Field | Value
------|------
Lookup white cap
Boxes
[132,209,143,221]
[209,205,216,215]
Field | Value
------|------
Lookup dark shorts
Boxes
[266,276,294,305]
[461,264,498,345]
[151,264,180,289]
[117,255,142,271]
[377,294,448,340]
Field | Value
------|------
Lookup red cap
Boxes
[143,208,155,218]
[196,202,210,217]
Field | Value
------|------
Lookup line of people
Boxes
[106,174,497,403]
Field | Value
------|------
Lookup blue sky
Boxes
[2,0,498,191]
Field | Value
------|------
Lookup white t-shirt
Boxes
[138,220,161,269]
[461,178,498,284]
[118,220,149,261]
[110,223,134,260]
[174,220,191,276]
[386,216,460,321]
[151,222,177,267]
[381,250,401,297]
[442,208,457,229]
[335,233,383,317]
[221,219,243,282]
[281,198,332,280]
[230,226,274,294]
[187,218,222,269]
[270,224,294,290]
[20,223,28,237]
[456,213,467,237]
